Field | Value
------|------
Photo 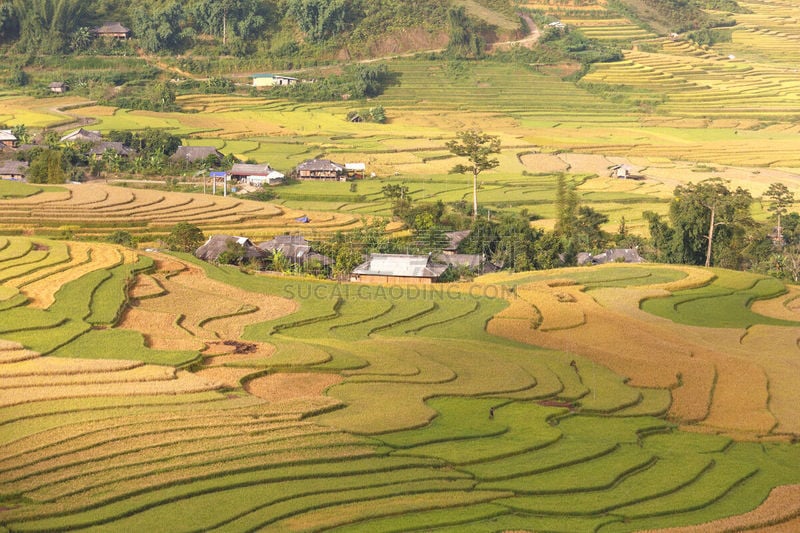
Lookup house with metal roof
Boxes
[195,235,267,264]
[229,163,285,186]
[49,81,69,94]
[351,254,448,284]
[252,74,298,88]
[88,142,134,158]
[0,130,17,149]
[578,248,644,266]
[258,235,332,267]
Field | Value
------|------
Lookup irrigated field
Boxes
[1,238,800,531]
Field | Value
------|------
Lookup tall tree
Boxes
[12,0,90,53]
[446,129,501,221]
[671,178,753,267]
[764,182,795,247]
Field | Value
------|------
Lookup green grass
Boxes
[48,329,200,366]
[0,180,46,198]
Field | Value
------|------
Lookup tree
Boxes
[107,230,135,248]
[671,178,752,267]
[764,182,795,247]
[446,6,483,58]
[165,222,205,253]
[446,129,501,221]
[28,149,67,184]
[286,0,353,43]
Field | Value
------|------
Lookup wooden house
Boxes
[258,235,332,268]
[60,128,102,143]
[229,163,284,186]
[89,142,134,158]
[0,160,28,180]
[195,235,267,264]
[93,22,131,39]
[0,130,17,149]
[295,159,345,181]
[49,82,69,94]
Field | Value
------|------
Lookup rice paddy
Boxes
[1,0,800,529]
[3,237,800,531]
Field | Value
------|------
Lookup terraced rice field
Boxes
[4,241,798,531]
[0,182,365,241]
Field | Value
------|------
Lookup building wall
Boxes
[352,274,434,284]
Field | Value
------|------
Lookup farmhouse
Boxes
[229,163,285,186]
[170,146,224,164]
[443,230,471,255]
[258,235,332,267]
[351,253,448,284]
[49,82,69,94]
[252,74,298,88]
[89,142,134,158]
[92,22,131,39]
[295,159,345,181]
[60,128,102,143]
[0,130,17,149]
[195,235,267,263]
[0,160,28,180]
[437,253,498,274]
[578,248,644,266]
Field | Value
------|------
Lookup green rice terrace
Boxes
[0,238,799,531]
[1,0,800,530]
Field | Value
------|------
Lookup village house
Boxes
[228,163,284,186]
[295,159,346,181]
[578,248,644,266]
[252,74,298,88]
[195,235,267,264]
[49,82,69,94]
[170,146,224,165]
[0,160,28,180]
[442,230,471,255]
[351,254,448,284]
[92,22,131,39]
[60,128,103,143]
[89,141,134,158]
[0,130,17,149]
[257,235,332,268]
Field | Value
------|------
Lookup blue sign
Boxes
[209,171,226,178]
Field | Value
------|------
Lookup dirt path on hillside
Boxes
[490,13,540,51]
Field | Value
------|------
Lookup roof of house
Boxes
[93,22,130,34]
[49,81,68,88]
[170,146,224,163]
[443,230,471,252]
[0,160,29,175]
[252,74,297,80]
[352,254,448,279]
[229,163,272,176]
[258,235,331,265]
[579,248,644,265]
[345,163,366,171]
[195,235,266,262]
[60,128,102,143]
[89,141,133,156]
[296,159,344,172]
[0,130,17,142]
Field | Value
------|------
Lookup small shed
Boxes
[0,130,17,149]
[351,254,448,284]
[252,74,298,88]
[345,162,366,179]
[170,146,224,164]
[93,22,131,39]
[578,248,644,266]
[295,159,345,181]
[0,160,28,180]
[49,82,69,94]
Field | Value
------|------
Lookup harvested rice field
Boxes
[2,241,800,531]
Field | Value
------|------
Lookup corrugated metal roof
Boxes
[230,163,272,176]
[0,130,17,141]
[352,254,448,278]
